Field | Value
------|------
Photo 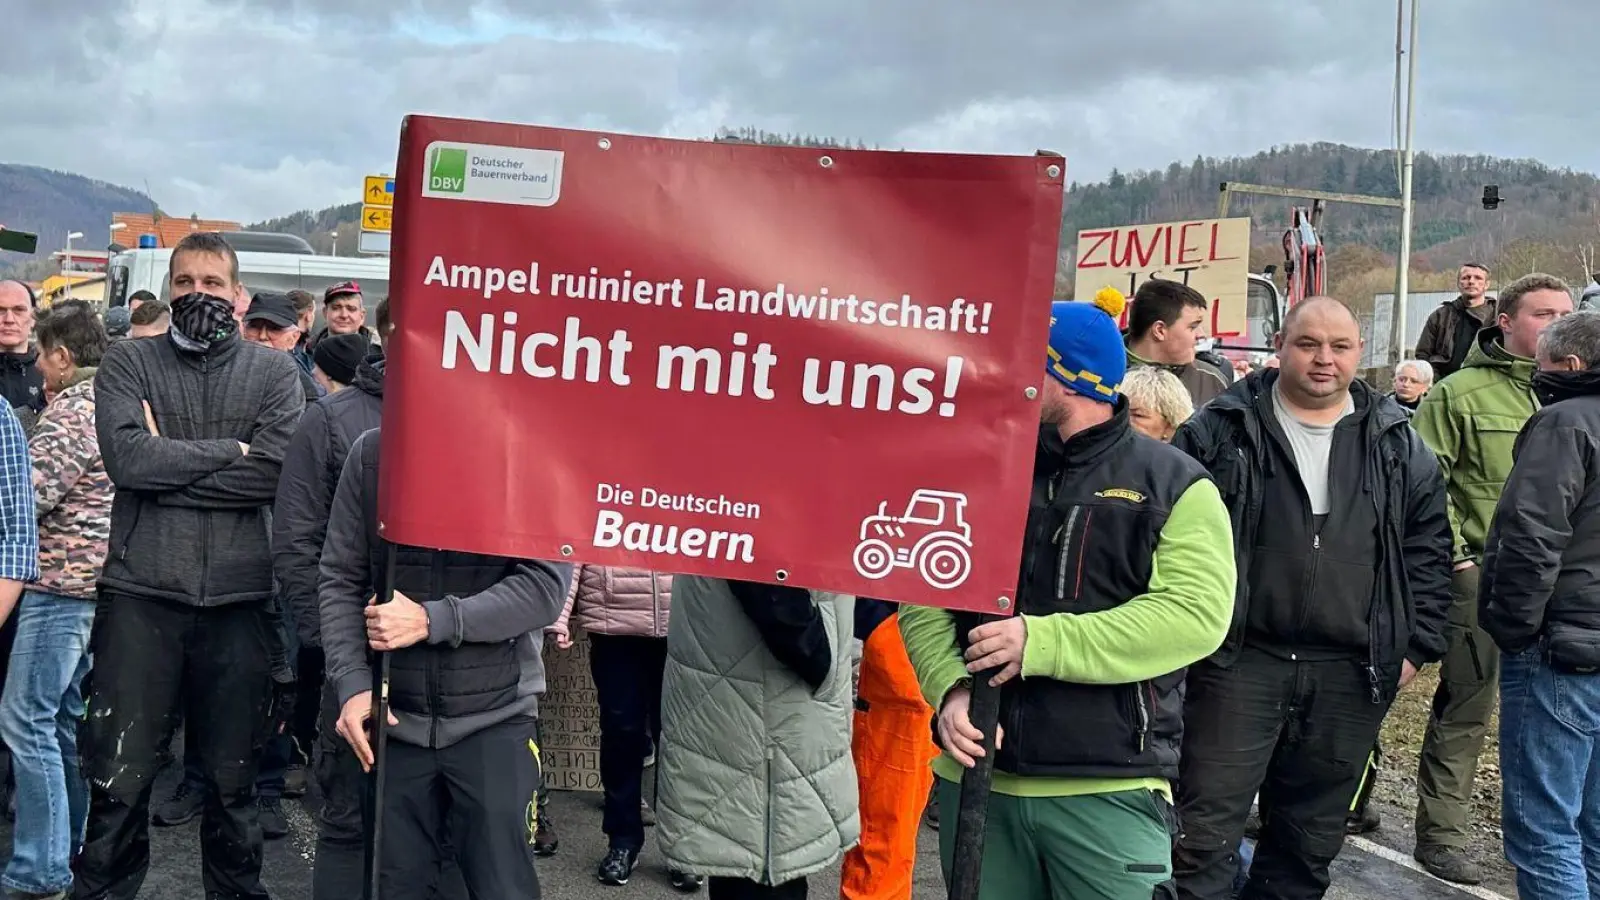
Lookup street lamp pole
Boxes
[1393,0,1420,363]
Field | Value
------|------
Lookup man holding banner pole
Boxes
[319,429,572,898]
[902,288,1237,900]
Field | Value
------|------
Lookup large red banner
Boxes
[378,115,1064,613]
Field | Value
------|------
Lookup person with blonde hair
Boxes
[1121,366,1194,442]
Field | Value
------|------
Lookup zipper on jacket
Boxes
[1365,442,1397,705]
[1293,532,1323,640]
[763,745,776,884]
[651,573,661,636]
[1132,683,1150,753]
[427,552,447,747]
[1054,506,1082,601]
[199,354,212,605]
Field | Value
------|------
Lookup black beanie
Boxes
[313,333,368,385]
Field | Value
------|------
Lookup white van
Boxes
[104,247,391,322]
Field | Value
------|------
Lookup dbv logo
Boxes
[428,146,467,193]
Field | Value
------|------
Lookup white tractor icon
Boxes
[852,489,974,591]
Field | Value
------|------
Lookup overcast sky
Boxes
[2,0,1585,224]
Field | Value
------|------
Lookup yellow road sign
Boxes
[363,175,394,207]
[361,205,392,232]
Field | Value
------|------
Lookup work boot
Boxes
[259,797,289,840]
[152,779,203,827]
[1346,806,1380,835]
[282,764,308,799]
[532,811,559,857]
[924,785,939,830]
[597,847,639,886]
[1413,845,1484,885]
[669,870,704,892]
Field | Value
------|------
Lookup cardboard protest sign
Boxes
[1074,217,1251,337]
[539,631,602,792]
[378,115,1064,613]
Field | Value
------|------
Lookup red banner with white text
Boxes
[377,115,1064,613]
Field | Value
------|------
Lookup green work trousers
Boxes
[1415,564,1500,849]
[935,777,1173,900]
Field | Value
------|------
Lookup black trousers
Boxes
[588,632,667,852]
[1173,647,1392,900]
[378,716,541,900]
[311,681,469,900]
[708,876,807,899]
[74,593,276,900]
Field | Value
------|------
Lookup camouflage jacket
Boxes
[31,372,110,600]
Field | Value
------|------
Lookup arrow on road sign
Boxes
[363,175,395,208]
[361,205,392,232]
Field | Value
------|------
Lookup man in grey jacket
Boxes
[319,428,570,898]
[77,231,305,900]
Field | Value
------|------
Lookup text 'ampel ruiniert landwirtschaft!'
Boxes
[422,256,996,334]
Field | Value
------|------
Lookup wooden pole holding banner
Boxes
[362,546,399,900]
[947,615,1004,900]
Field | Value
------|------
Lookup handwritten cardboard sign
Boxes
[1074,217,1251,337]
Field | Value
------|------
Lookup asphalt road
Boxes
[0,777,1512,899]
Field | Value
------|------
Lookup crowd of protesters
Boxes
[0,244,1586,900]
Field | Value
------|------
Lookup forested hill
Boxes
[1063,141,1599,269]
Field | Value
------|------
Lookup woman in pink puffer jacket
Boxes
[551,566,700,888]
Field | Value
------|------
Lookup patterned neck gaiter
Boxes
[168,292,238,353]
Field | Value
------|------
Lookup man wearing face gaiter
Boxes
[75,231,305,900]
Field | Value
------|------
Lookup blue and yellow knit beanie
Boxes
[1045,287,1128,404]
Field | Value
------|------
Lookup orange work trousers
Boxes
[839,614,940,900]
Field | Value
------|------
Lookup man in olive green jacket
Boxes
[1409,272,1574,885]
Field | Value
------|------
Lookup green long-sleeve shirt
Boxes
[900,477,1236,798]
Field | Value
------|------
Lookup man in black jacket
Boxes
[272,317,389,898]
[1170,297,1454,900]
[1479,309,1600,898]
[0,280,44,417]
[320,428,570,898]
[77,232,305,900]
[1413,263,1495,380]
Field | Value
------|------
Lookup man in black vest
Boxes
[1170,296,1454,900]
[902,289,1238,900]
[319,428,570,898]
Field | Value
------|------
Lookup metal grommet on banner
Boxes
[1024,387,1038,400]
[818,156,834,169]
[775,569,789,581]
[560,545,574,557]
[1046,164,1062,178]
[997,596,1012,611]
[598,137,612,151]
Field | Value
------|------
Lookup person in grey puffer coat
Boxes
[319,428,571,898]
[656,576,859,900]
[552,567,702,888]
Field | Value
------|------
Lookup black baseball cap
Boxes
[103,306,132,339]
[243,291,299,328]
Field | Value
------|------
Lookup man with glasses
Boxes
[243,292,322,404]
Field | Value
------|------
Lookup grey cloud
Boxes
[3,0,1596,225]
